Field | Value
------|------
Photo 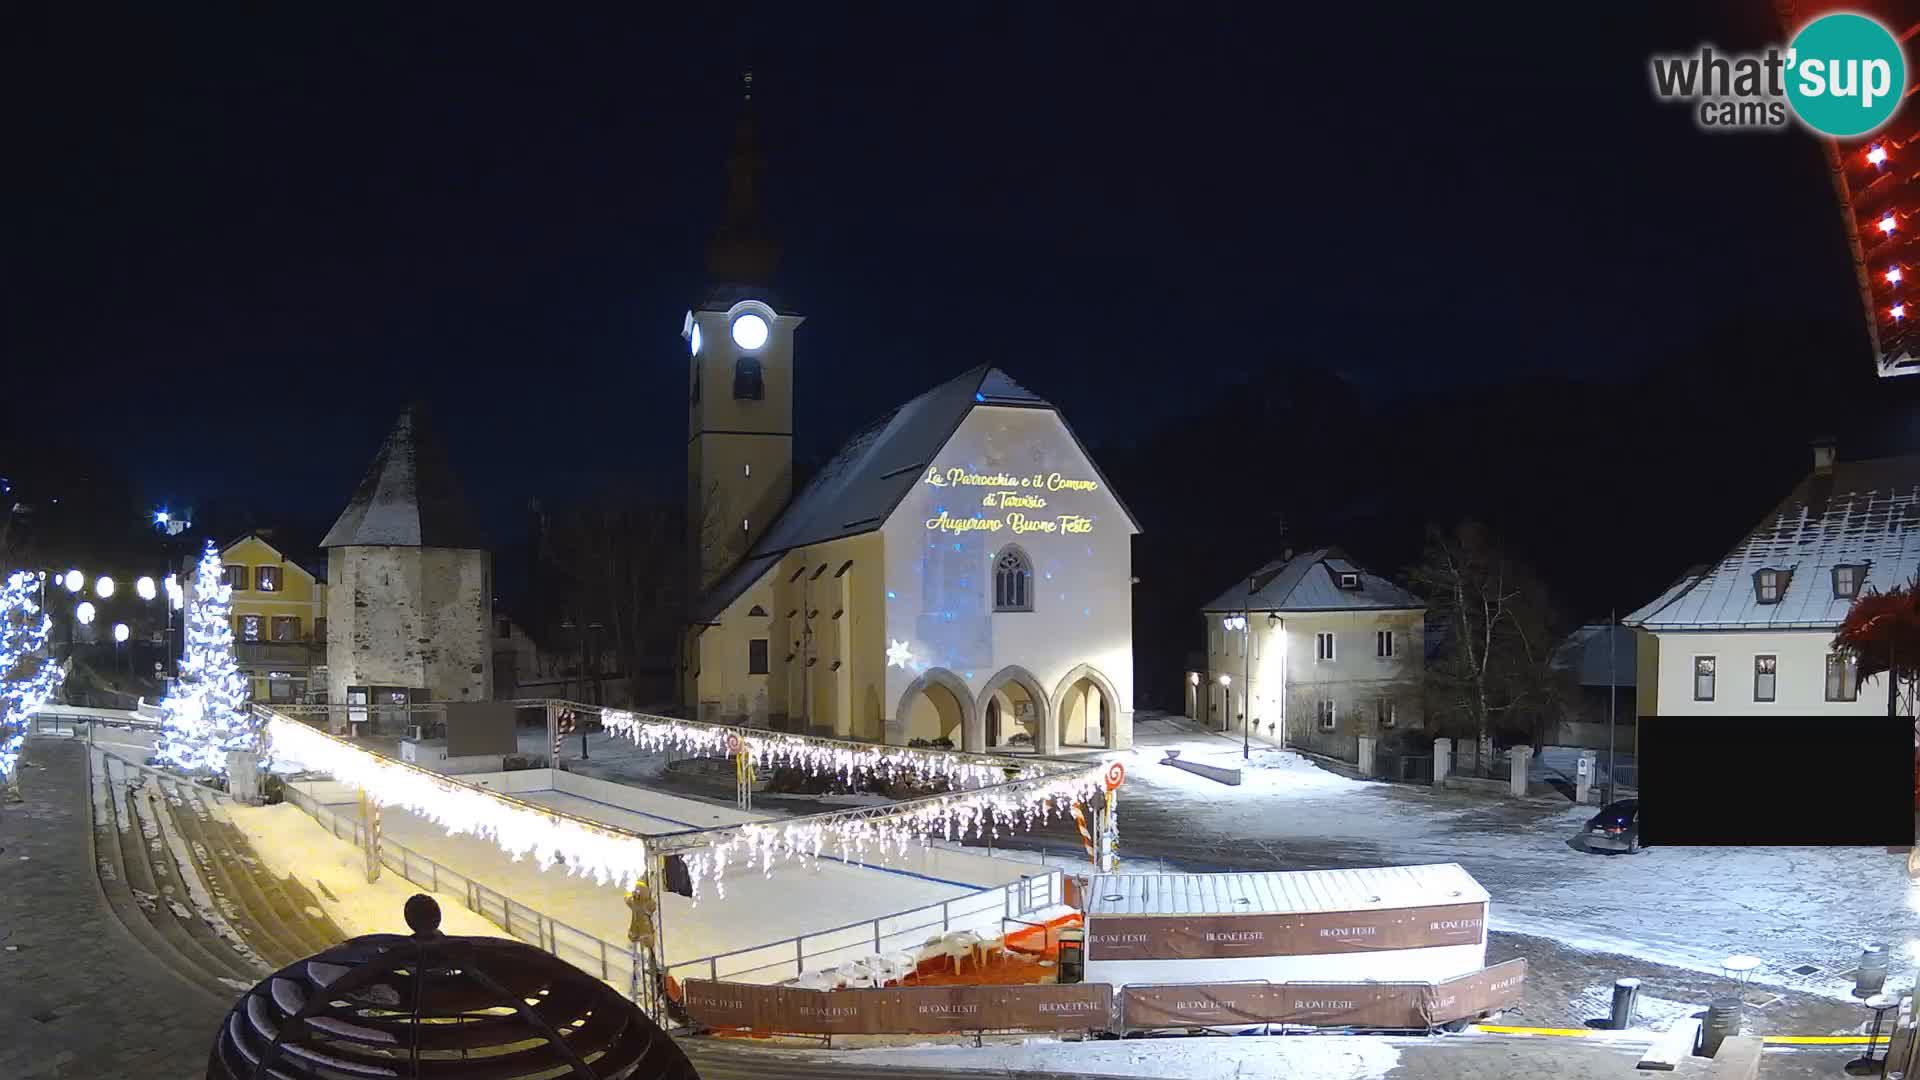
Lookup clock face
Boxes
[731,312,770,351]
[690,322,702,356]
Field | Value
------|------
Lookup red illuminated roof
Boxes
[1777,2,1920,375]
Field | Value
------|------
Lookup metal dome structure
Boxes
[207,895,700,1080]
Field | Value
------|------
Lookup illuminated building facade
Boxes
[1193,550,1425,747]
[681,82,1137,752]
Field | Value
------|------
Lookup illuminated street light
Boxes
[63,570,82,593]
[95,575,115,599]
[76,601,96,625]
[154,509,170,525]
[113,623,129,643]
[136,576,157,600]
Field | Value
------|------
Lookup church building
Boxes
[682,81,1138,753]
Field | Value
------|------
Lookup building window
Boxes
[748,638,769,675]
[1827,653,1859,702]
[1338,572,1360,590]
[271,616,300,642]
[240,615,263,642]
[314,617,327,642]
[1315,632,1335,662]
[1376,698,1397,727]
[1753,568,1785,604]
[733,355,764,400]
[1317,700,1337,731]
[1833,564,1864,599]
[1754,655,1777,702]
[1376,630,1394,658]
[993,546,1033,612]
[255,565,281,592]
[267,673,304,704]
[1692,656,1715,701]
[225,565,248,590]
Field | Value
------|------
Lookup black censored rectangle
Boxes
[1638,716,1912,847]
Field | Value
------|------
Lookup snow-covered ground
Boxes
[801,1034,1402,1079]
[1080,718,1920,1003]
[224,800,503,941]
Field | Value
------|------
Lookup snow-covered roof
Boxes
[1200,547,1423,614]
[322,404,486,550]
[1627,454,1920,631]
[1085,864,1488,917]
[691,365,1139,623]
[1552,624,1636,687]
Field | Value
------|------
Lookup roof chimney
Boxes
[1812,436,1837,474]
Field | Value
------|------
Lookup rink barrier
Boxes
[664,869,1063,985]
[681,959,1526,1037]
[281,778,1064,999]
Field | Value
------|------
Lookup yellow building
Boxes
[681,90,1139,752]
[216,531,328,703]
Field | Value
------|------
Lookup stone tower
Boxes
[686,72,804,597]
[322,403,492,707]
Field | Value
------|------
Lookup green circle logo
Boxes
[1787,13,1906,137]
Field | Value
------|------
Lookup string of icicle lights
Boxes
[598,708,1045,791]
[674,765,1103,902]
[267,716,654,890]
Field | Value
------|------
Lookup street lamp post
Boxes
[1244,574,1254,761]
[1607,608,1617,806]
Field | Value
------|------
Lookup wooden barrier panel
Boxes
[1088,902,1487,960]
[1117,959,1527,1031]
[683,979,1113,1035]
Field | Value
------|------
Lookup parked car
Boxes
[1581,798,1640,853]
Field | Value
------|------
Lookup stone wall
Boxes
[327,545,492,703]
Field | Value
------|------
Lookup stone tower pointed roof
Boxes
[322,403,486,549]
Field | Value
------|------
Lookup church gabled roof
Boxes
[322,404,487,550]
[692,365,1137,623]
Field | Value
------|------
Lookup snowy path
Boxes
[1038,718,1919,1002]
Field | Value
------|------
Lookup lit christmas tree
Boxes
[157,540,259,774]
[1,570,65,798]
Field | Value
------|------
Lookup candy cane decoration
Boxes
[1071,801,1097,865]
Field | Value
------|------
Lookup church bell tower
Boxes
[686,72,802,597]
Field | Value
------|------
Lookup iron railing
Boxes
[279,783,649,999]
[281,779,1062,993]
[664,869,1061,985]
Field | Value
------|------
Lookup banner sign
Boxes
[1117,959,1526,1031]
[683,980,1113,1035]
[1086,902,1486,961]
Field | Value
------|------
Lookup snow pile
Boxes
[809,1034,1402,1079]
[223,801,501,940]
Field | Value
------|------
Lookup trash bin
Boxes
[1858,944,1890,998]
[1700,997,1742,1057]
[1058,929,1085,984]
[1610,978,1641,1030]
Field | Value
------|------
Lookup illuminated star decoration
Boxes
[886,639,913,668]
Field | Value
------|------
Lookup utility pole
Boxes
[1607,609,1617,806]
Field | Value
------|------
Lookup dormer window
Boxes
[1753,568,1786,604]
[733,355,764,400]
[1338,572,1360,590]
[1833,564,1864,599]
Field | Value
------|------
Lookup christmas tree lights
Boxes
[1,571,65,783]
[157,540,258,774]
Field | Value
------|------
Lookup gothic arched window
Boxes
[733,355,764,400]
[994,546,1033,612]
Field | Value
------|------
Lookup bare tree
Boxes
[534,493,686,706]
[1409,521,1562,763]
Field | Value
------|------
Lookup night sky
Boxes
[1,5,1901,603]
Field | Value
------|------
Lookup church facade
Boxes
[680,84,1136,753]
